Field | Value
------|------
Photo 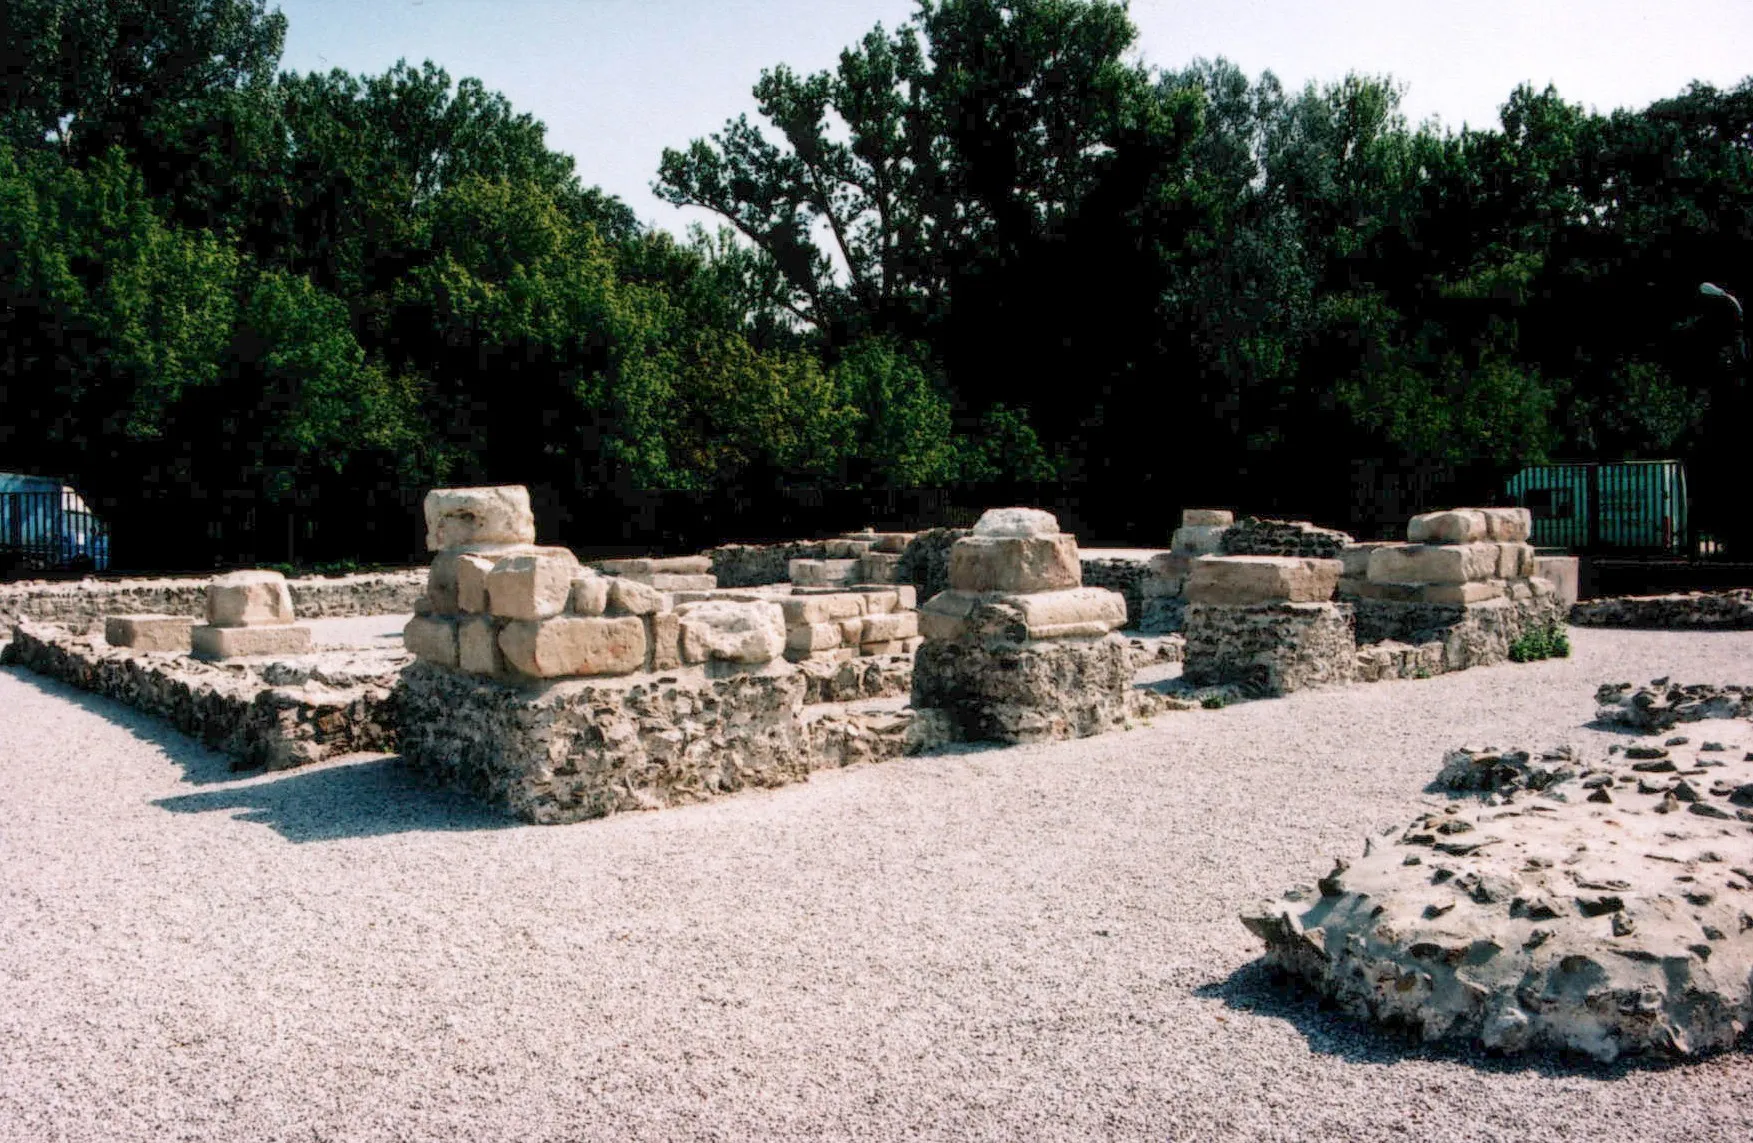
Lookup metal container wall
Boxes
[1505,461,1688,553]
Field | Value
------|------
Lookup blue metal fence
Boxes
[0,489,112,572]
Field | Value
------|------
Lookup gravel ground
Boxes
[1,626,1749,1143]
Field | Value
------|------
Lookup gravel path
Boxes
[2,627,1749,1142]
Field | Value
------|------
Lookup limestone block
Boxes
[870,532,915,553]
[862,639,907,655]
[1481,506,1532,542]
[858,589,899,613]
[1533,555,1579,609]
[1182,508,1235,527]
[192,622,314,661]
[891,585,918,611]
[1005,586,1127,634]
[455,553,497,613]
[860,610,919,643]
[787,622,844,653]
[1338,541,1400,578]
[458,615,506,675]
[646,611,682,672]
[947,534,1080,594]
[1495,542,1535,580]
[1406,508,1486,544]
[901,636,924,653]
[424,485,536,551]
[1418,580,1506,605]
[837,617,864,643]
[789,559,861,588]
[104,614,194,652]
[779,593,865,625]
[859,551,903,583]
[595,556,712,577]
[1170,524,1228,556]
[606,576,663,616]
[1141,552,1194,599]
[795,647,856,665]
[498,615,646,678]
[825,538,874,558]
[646,573,717,592]
[206,570,295,628]
[403,615,459,666]
[1183,556,1343,605]
[919,590,981,641]
[675,600,786,664]
[971,507,1060,537]
[486,550,581,621]
[1367,542,1499,586]
[568,574,610,617]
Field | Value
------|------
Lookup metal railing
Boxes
[0,489,111,574]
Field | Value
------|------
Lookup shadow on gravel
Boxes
[1,664,237,784]
[153,756,518,842]
[1196,960,1698,1077]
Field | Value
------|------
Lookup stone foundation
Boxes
[1219,517,1352,559]
[394,660,913,824]
[1181,602,1357,695]
[1354,593,1567,672]
[910,634,1132,744]
[2,621,399,769]
[0,571,426,630]
[1571,589,1753,630]
[1079,557,1151,628]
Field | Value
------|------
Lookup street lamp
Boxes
[1700,281,1747,359]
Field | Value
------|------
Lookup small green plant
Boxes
[1201,694,1229,710]
[1509,624,1570,663]
[1412,668,1431,680]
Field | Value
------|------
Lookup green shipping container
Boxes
[1504,461,1688,552]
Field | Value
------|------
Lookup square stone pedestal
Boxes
[104,614,195,652]
[910,634,1131,744]
[191,623,314,660]
[1182,602,1357,695]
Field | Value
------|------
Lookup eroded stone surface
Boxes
[1183,555,1342,605]
[911,634,1132,744]
[1182,602,1357,694]
[674,600,786,664]
[1596,680,1753,732]
[971,507,1060,537]
[103,614,194,652]
[947,534,1081,594]
[207,570,296,628]
[1572,591,1753,631]
[1241,731,1753,1062]
[423,486,536,551]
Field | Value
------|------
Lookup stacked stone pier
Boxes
[1180,554,1351,695]
[190,570,313,659]
[912,508,1130,743]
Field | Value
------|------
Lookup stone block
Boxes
[606,576,663,616]
[1182,508,1235,527]
[870,532,915,554]
[455,553,497,613]
[837,617,864,643]
[646,573,717,591]
[568,574,610,617]
[104,614,194,652]
[859,551,903,583]
[1367,542,1499,586]
[1141,552,1194,599]
[206,570,296,628]
[779,593,866,625]
[486,550,581,621]
[646,611,682,672]
[498,615,646,678]
[424,485,536,551]
[947,534,1080,594]
[596,556,712,577]
[891,584,918,611]
[675,600,786,664]
[858,589,899,613]
[1533,555,1579,609]
[1183,556,1343,605]
[860,610,919,643]
[789,559,861,587]
[458,615,506,675]
[971,507,1060,537]
[1338,542,1400,578]
[1335,576,1366,598]
[862,639,906,655]
[1406,509,1487,545]
[1481,507,1532,542]
[1495,542,1535,580]
[787,622,844,653]
[403,615,459,666]
[919,590,981,641]
[1005,586,1127,634]
[912,633,1131,744]
[1417,580,1505,605]
[1170,524,1228,556]
[1182,602,1356,695]
[193,622,314,661]
[793,646,856,665]
[825,538,874,558]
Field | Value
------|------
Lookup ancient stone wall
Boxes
[0,571,426,629]
[1181,601,1357,694]
[706,541,829,587]
[1219,517,1353,559]
[1079,557,1149,629]
[1,621,399,769]
[1570,589,1753,630]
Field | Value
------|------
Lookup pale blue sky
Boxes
[274,0,1753,232]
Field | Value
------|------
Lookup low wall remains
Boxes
[1,621,401,769]
[0,571,426,629]
[1569,589,1753,629]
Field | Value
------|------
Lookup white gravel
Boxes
[1,626,1749,1142]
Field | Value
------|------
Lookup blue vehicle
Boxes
[0,473,111,573]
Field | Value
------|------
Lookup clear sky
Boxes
[274,0,1753,233]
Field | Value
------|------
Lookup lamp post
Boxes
[1699,282,1747,359]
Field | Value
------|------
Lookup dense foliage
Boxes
[2,0,1749,561]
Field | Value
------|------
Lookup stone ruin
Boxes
[1143,506,1568,696]
[911,508,1131,743]
[393,486,924,823]
[101,570,317,660]
[1242,704,1753,1062]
